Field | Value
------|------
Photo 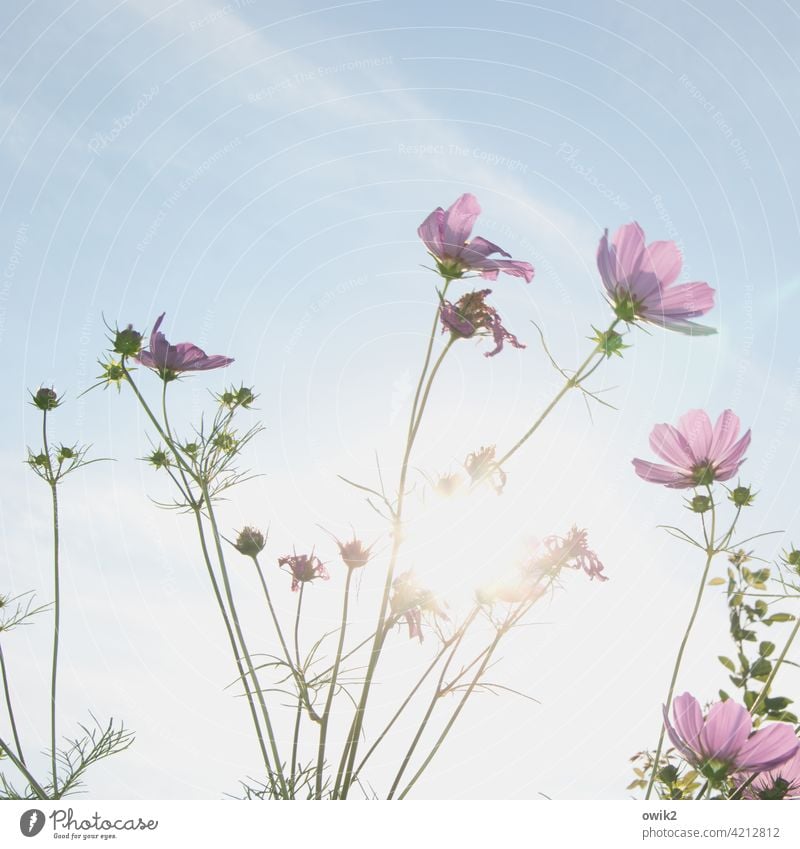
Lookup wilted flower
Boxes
[464,445,507,494]
[278,553,329,592]
[597,223,715,335]
[418,193,534,282]
[136,313,234,379]
[335,535,373,570]
[31,387,59,411]
[235,526,267,557]
[440,289,525,357]
[434,472,463,497]
[112,324,143,357]
[535,526,607,582]
[738,749,800,799]
[633,409,751,489]
[664,693,799,779]
[390,571,448,642]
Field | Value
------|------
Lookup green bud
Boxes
[729,485,755,507]
[113,325,143,357]
[590,326,630,358]
[234,526,266,557]
[57,445,76,461]
[689,494,712,513]
[147,448,171,469]
[213,432,237,453]
[784,548,800,568]
[32,387,59,411]
[183,442,200,456]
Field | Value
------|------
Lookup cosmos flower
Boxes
[440,289,525,357]
[418,193,534,282]
[536,526,607,582]
[665,693,799,775]
[136,313,234,378]
[390,571,448,643]
[597,223,715,335]
[278,553,329,592]
[335,534,373,570]
[738,749,800,799]
[633,409,751,489]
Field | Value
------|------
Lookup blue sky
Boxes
[2,0,800,800]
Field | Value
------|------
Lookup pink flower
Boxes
[390,571,448,643]
[440,289,525,357]
[597,223,715,335]
[418,193,534,282]
[665,693,799,775]
[136,313,234,378]
[464,445,507,494]
[278,553,329,592]
[537,526,607,582]
[738,749,800,799]
[633,409,751,489]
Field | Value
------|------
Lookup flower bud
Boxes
[32,387,59,411]
[113,324,143,357]
[235,526,266,557]
[213,431,237,453]
[590,326,630,358]
[147,448,171,469]
[689,494,712,513]
[57,445,76,462]
[729,485,755,507]
[783,547,800,571]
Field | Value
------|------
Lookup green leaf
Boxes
[718,655,736,672]
[764,696,792,711]
[765,613,796,624]
[744,690,758,709]
[708,577,726,586]
[759,641,776,657]
[751,658,772,680]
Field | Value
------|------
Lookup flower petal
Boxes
[632,458,694,488]
[649,423,694,468]
[677,410,714,464]
[442,193,481,254]
[698,699,752,763]
[640,240,682,287]
[737,723,800,772]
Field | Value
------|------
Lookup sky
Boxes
[2,0,800,800]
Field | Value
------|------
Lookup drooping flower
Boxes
[536,526,607,582]
[418,193,534,282]
[278,553,329,592]
[664,693,799,778]
[597,223,715,335]
[440,289,525,357]
[136,313,234,379]
[738,749,800,799]
[464,445,507,494]
[633,409,751,489]
[390,571,448,643]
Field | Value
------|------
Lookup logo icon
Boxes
[19,810,45,837]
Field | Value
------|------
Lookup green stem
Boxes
[494,318,619,470]
[749,614,800,716]
[43,410,60,795]
[316,568,353,798]
[646,490,718,800]
[336,285,454,798]
[0,737,47,799]
[0,643,25,766]
[202,485,289,798]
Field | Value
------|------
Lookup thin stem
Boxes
[645,490,718,800]
[289,586,305,794]
[336,285,453,798]
[0,643,25,765]
[0,737,47,799]
[387,608,478,798]
[316,568,353,798]
[43,409,60,795]
[494,318,619,470]
[749,614,800,716]
[290,703,302,788]
[202,484,289,797]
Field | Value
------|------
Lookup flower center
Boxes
[692,463,716,486]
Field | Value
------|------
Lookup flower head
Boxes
[278,553,329,592]
[633,409,751,489]
[335,534,373,570]
[136,313,234,379]
[738,749,800,799]
[464,445,507,494]
[235,526,267,557]
[418,193,534,282]
[597,223,715,335]
[390,571,448,642]
[440,289,525,357]
[665,693,799,779]
[537,526,607,582]
[31,387,59,411]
